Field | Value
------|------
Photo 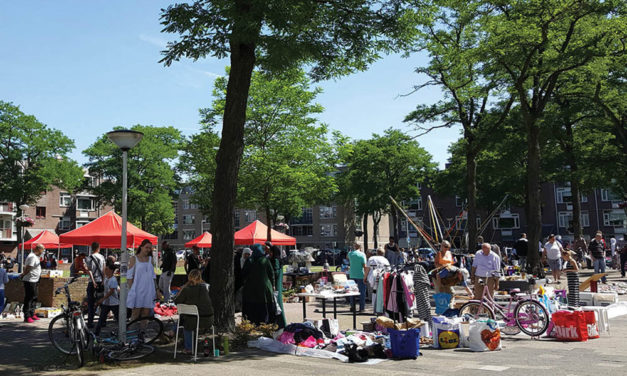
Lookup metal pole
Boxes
[20,223,24,273]
[118,150,129,342]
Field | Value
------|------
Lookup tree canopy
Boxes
[84,125,183,236]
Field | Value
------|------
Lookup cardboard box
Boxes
[35,307,62,318]
[579,292,594,306]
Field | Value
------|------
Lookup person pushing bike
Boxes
[471,243,501,299]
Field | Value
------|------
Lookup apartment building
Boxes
[0,173,111,258]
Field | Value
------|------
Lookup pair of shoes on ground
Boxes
[24,316,40,323]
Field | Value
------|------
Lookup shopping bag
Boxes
[468,320,501,352]
[551,311,588,342]
[432,316,460,349]
[433,293,452,315]
[389,328,421,359]
[584,311,599,339]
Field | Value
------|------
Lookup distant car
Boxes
[314,249,346,266]
[176,250,187,261]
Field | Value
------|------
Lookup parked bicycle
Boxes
[49,278,163,366]
[459,272,549,337]
[48,277,90,366]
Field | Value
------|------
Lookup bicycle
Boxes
[459,272,549,337]
[89,314,163,362]
[48,277,90,367]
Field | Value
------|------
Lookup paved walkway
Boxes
[2,269,626,376]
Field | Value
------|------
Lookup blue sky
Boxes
[0,1,460,168]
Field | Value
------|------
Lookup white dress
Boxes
[127,256,156,309]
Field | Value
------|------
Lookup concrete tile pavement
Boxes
[1,269,627,376]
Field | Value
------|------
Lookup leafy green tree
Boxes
[160,0,414,329]
[0,101,84,246]
[188,68,339,238]
[405,0,514,248]
[481,0,623,273]
[84,125,183,236]
[339,129,436,248]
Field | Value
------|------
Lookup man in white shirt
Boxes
[471,243,501,299]
[542,234,564,283]
[364,247,389,287]
[85,242,105,328]
[19,244,44,323]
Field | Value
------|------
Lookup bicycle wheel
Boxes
[127,316,163,344]
[107,343,155,361]
[49,314,75,354]
[75,327,86,367]
[459,301,495,320]
[515,300,549,337]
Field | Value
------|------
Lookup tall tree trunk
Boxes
[390,206,399,243]
[466,145,478,251]
[373,211,381,250]
[564,123,583,238]
[265,205,272,242]
[362,213,369,250]
[525,121,543,276]
[209,35,257,332]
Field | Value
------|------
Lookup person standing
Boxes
[159,241,177,301]
[19,244,44,323]
[610,236,617,269]
[514,233,528,272]
[434,241,454,294]
[619,243,627,278]
[241,244,275,325]
[543,234,564,283]
[0,262,8,313]
[384,237,401,266]
[348,243,367,312]
[127,240,162,321]
[267,242,286,329]
[572,235,589,268]
[471,243,501,299]
[95,264,119,335]
[184,246,201,276]
[561,250,580,307]
[589,232,607,283]
[85,242,105,328]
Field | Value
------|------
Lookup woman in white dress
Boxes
[127,239,162,320]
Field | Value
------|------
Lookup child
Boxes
[95,264,119,335]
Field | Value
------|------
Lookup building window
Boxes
[580,194,588,203]
[1,219,13,239]
[408,199,421,211]
[604,210,627,227]
[320,205,337,219]
[183,230,196,240]
[556,187,572,204]
[582,212,590,227]
[59,193,72,207]
[76,197,94,211]
[59,217,71,230]
[182,214,195,225]
[455,196,464,207]
[234,211,240,229]
[76,220,90,228]
[182,199,190,210]
[601,189,620,202]
[320,224,337,237]
[491,214,520,229]
[36,206,46,219]
[190,202,199,209]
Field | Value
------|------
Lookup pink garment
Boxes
[387,276,399,312]
[277,331,295,344]
[400,273,415,308]
[299,335,317,348]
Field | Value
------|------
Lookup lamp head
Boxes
[19,204,29,211]
[106,130,144,151]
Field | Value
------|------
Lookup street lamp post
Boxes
[18,204,29,273]
[107,129,143,342]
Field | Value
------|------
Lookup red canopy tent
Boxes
[184,231,212,248]
[59,210,158,248]
[234,220,296,246]
[19,230,72,250]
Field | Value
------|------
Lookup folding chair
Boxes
[174,304,200,361]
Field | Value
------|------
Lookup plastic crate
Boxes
[389,328,420,359]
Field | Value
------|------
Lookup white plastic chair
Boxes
[174,304,200,361]
[581,306,610,336]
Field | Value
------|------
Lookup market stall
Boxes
[234,220,296,246]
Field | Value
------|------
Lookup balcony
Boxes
[0,203,16,215]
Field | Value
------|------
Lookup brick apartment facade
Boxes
[0,173,112,260]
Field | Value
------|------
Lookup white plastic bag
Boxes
[431,316,461,349]
[468,320,501,352]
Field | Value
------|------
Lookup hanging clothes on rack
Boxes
[412,263,431,322]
